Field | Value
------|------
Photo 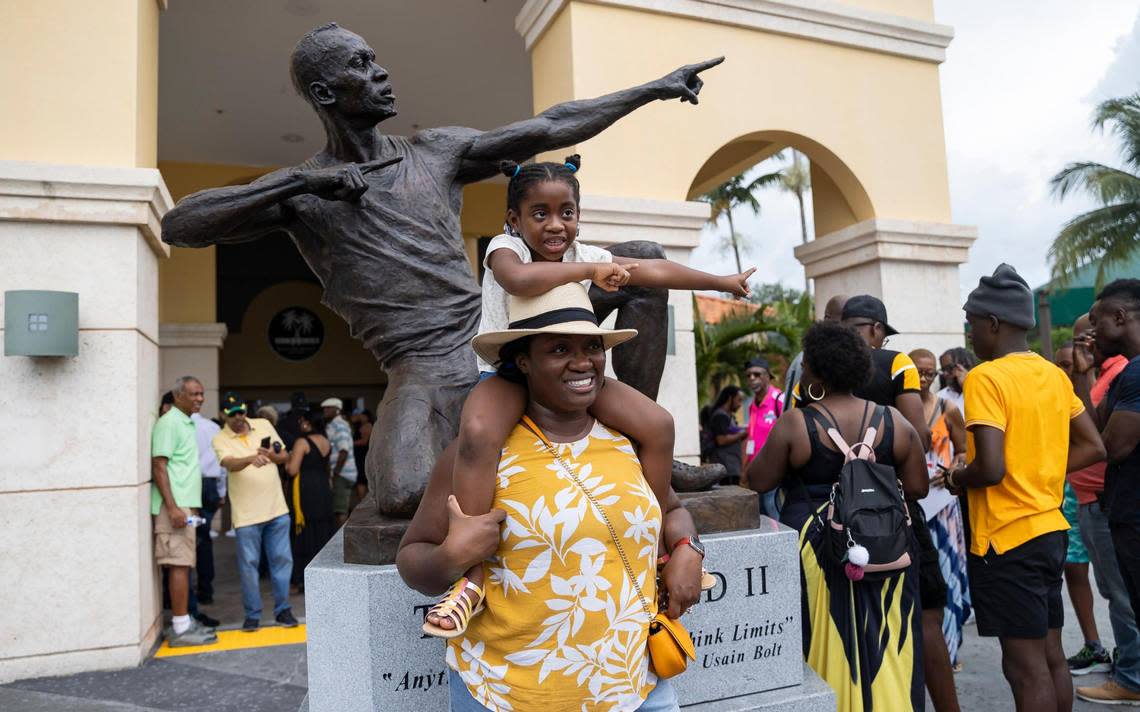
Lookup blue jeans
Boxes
[448,669,678,711]
[235,513,293,621]
[1079,501,1140,691]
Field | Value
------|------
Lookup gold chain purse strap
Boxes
[519,416,695,678]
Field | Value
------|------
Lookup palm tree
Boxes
[700,160,785,274]
[779,150,812,294]
[1050,92,1140,290]
[693,291,814,403]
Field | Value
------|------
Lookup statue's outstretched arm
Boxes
[463,57,723,165]
[162,158,402,248]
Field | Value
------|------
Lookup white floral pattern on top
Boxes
[448,421,662,711]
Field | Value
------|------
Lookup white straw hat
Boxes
[471,283,637,367]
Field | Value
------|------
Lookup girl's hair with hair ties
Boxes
[498,154,582,214]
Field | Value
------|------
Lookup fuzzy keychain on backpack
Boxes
[843,543,871,581]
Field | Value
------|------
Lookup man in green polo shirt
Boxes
[151,376,216,647]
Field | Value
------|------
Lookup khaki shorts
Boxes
[154,506,197,568]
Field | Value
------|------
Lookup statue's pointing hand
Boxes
[292,156,403,203]
[656,56,725,105]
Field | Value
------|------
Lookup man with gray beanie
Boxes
[946,263,1106,711]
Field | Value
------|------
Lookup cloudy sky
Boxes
[689,0,1140,297]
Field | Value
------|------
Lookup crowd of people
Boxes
[694,272,1140,711]
[150,384,375,645]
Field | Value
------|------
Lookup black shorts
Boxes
[908,501,948,611]
[968,530,1067,639]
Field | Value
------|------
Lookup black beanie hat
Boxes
[964,263,1036,329]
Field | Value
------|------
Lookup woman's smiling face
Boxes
[516,333,606,413]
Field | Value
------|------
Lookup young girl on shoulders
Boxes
[422,154,752,637]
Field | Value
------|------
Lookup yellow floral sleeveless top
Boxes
[447,419,662,711]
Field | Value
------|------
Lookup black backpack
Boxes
[810,403,912,580]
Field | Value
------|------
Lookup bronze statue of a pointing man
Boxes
[162,22,722,517]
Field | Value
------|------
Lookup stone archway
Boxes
[687,128,875,246]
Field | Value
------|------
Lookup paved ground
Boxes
[1,540,1130,711]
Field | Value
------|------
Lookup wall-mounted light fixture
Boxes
[4,290,79,357]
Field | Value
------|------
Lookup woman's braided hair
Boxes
[499,154,582,213]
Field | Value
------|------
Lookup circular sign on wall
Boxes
[268,306,324,361]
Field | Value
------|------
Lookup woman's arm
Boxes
[285,438,307,476]
[658,488,703,619]
[890,408,930,499]
[611,255,753,297]
[709,410,746,446]
[945,401,967,463]
[396,441,506,595]
[745,412,797,493]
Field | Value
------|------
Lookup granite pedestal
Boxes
[306,521,834,711]
[342,485,760,565]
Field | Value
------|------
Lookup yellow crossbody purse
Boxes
[520,417,697,679]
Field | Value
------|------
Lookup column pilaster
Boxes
[795,218,977,354]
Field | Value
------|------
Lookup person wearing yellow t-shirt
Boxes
[213,391,298,633]
[946,264,1105,712]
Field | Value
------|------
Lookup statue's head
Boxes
[290,23,397,123]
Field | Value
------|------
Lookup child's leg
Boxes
[589,378,675,506]
[426,374,526,631]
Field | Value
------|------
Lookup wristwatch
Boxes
[673,534,706,558]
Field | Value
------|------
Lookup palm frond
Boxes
[1092,93,1140,171]
[1050,162,1140,204]
[1048,202,1140,289]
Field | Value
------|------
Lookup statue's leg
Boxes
[366,352,477,517]
[590,240,669,401]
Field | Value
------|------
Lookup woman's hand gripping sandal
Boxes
[422,577,486,639]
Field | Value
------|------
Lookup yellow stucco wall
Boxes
[0,0,161,168]
[529,1,952,231]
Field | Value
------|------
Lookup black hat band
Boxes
[508,307,599,330]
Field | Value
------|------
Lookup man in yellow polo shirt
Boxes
[947,264,1105,712]
[213,392,297,632]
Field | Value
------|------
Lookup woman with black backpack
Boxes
[746,322,929,712]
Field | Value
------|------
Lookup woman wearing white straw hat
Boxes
[398,283,704,711]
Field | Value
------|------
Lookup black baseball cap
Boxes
[221,391,247,416]
[841,295,899,336]
[745,357,771,373]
